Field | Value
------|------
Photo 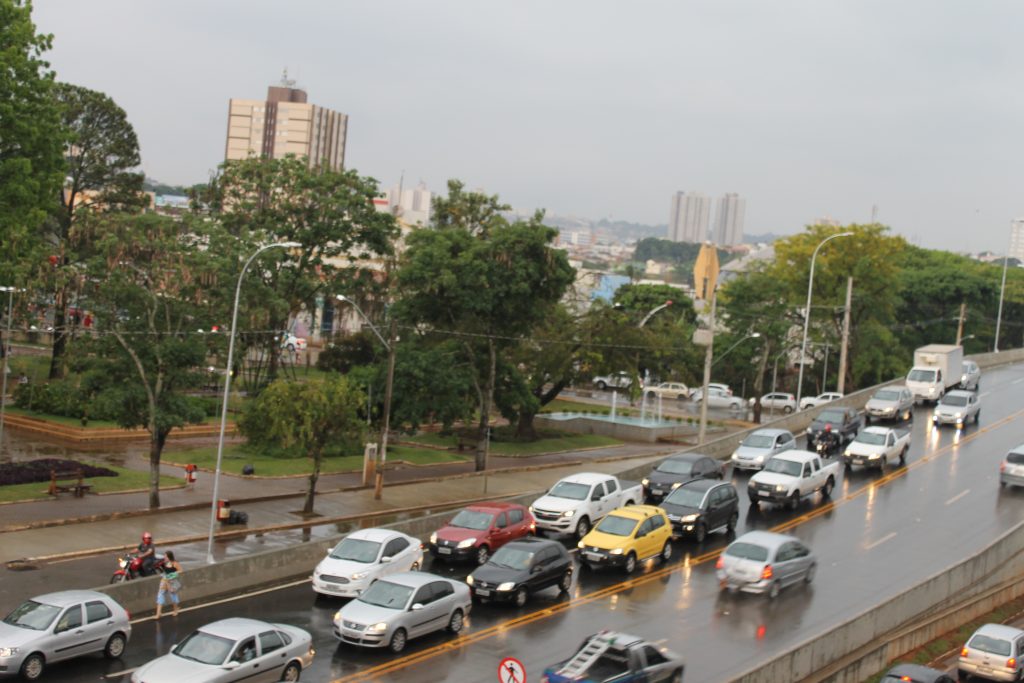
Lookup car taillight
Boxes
[1009,657,1017,669]
[900,677,911,682]
[1001,462,1007,472]
[761,565,773,580]
[961,647,969,657]
[715,557,724,569]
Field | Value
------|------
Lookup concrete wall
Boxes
[533,414,698,443]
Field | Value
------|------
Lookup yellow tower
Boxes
[693,242,720,300]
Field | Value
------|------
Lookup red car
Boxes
[428,502,535,565]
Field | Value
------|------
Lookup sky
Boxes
[31,1,1024,252]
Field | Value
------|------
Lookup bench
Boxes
[48,469,92,498]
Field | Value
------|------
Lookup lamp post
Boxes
[995,226,1012,351]
[0,286,22,453]
[796,232,853,406]
[336,295,394,501]
[205,241,300,565]
[711,332,761,367]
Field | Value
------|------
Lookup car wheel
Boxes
[748,495,760,507]
[514,587,529,608]
[730,402,741,411]
[20,653,44,681]
[286,343,296,352]
[389,628,408,653]
[669,670,684,683]
[957,669,969,682]
[574,517,591,540]
[822,477,834,499]
[475,545,490,565]
[899,447,907,466]
[727,511,738,533]
[104,632,127,659]
[695,523,707,543]
[768,581,781,599]
[623,552,637,574]
[788,491,800,511]
[975,411,981,424]
[805,563,817,584]
[784,405,794,414]
[559,569,573,592]
[660,541,672,563]
[596,381,607,390]
[281,661,302,682]
[448,608,464,633]
[411,560,421,571]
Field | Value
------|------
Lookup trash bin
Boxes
[216,499,231,521]
[185,463,197,485]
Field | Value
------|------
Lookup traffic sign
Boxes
[498,657,526,683]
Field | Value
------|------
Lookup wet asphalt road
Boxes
[30,362,1024,683]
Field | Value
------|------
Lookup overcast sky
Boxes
[33,1,1024,252]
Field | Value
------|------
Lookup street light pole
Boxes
[697,291,716,445]
[995,229,1011,351]
[711,332,761,367]
[0,286,20,453]
[205,241,300,565]
[796,232,853,406]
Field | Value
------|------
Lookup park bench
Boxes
[47,469,92,498]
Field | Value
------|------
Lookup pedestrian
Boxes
[154,551,182,619]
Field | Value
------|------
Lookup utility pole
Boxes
[837,277,853,394]
[375,316,396,501]
[955,301,967,345]
[697,290,716,445]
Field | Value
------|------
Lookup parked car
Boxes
[466,538,572,607]
[842,426,911,470]
[799,392,844,411]
[130,618,313,683]
[541,631,685,683]
[999,444,1024,488]
[279,333,307,352]
[642,452,722,502]
[932,390,980,429]
[747,450,839,510]
[577,505,673,573]
[865,386,915,423]
[428,502,534,565]
[1,590,131,681]
[530,473,643,539]
[716,531,816,598]
[708,383,732,395]
[660,479,739,542]
[730,428,796,471]
[752,392,797,414]
[807,407,862,447]
[691,387,744,411]
[644,382,690,401]
[960,360,981,391]
[957,623,1024,682]
[593,372,632,390]
[312,528,423,597]
[333,572,471,653]
[881,663,954,683]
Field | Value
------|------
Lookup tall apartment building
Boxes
[667,191,711,243]
[388,181,432,226]
[713,193,746,246]
[1010,219,1024,262]
[225,77,348,171]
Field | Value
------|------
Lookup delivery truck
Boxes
[906,344,963,404]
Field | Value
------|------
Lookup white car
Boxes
[593,372,632,390]
[280,333,307,352]
[691,387,744,411]
[752,392,797,414]
[799,392,843,410]
[313,528,423,597]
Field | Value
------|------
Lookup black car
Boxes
[660,479,739,542]
[465,538,572,607]
[808,406,862,447]
[643,452,723,502]
[881,663,954,683]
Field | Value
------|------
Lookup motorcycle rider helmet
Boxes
[824,424,832,432]
[142,531,152,542]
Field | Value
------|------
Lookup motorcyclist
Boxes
[137,532,156,576]
[816,424,840,457]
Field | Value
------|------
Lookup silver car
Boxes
[0,590,131,681]
[333,572,471,653]
[312,528,423,598]
[1000,445,1024,488]
[865,386,915,423]
[716,531,816,598]
[730,428,796,471]
[130,618,314,683]
[932,390,980,428]
[692,387,743,411]
[958,623,1024,682]
[960,360,981,391]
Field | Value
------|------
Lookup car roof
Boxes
[608,505,662,520]
[750,428,792,437]
[502,537,564,552]
[199,618,277,639]
[664,452,709,463]
[467,501,522,512]
[589,631,645,649]
[862,426,893,435]
[773,449,818,463]
[873,386,905,395]
[561,472,614,485]
[346,527,406,543]
[33,590,111,607]
[678,478,721,492]
[885,663,949,680]
[376,571,452,589]
[944,390,974,399]
[732,530,798,550]
[973,623,1024,640]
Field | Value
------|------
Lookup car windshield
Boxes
[548,481,591,501]
[595,514,638,537]
[941,395,968,407]
[763,459,802,477]
[663,486,705,508]
[330,538,381,563]
[489,546,535,570]
[358,580,414,610]
[856,432,887,446]
[968,634,1012,656]
[173,631,235,665]
[656,459,694,475]
[1007,452,1024,465]
[874,389,900,401]
[725,542,769,562]
[908,368,936,382]
[743,434,775,448]
[817,410,845,424]
[2,600,61,631]
[449,509,494,530]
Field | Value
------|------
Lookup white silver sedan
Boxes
[130,618,314,683]
[312,528,423,598]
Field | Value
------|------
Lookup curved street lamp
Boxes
[712,332,761,367]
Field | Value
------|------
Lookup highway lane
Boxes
[39,362,1024,683]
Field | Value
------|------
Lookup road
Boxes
[28,362,1024,683]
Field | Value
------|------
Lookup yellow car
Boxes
[577,505,673,573]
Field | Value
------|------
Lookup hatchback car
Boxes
[730,428,796,471]
[958,623,1024,682]
[429,502,534,565]
[691,387,743,411]
[881,663,954,683]
[642,452,722,502]
[999,444,1024,488]
[577,505,673,573]
[130,618,313,683]
[865,386,915,423]
[643,382,690,401]
[799,392,844,411]
[960,360,981,391]
[753,392,797,414]
[0,590,131,681]
[333,572,471,653]
[312,528,423,597]
[716,531,816,598]
[660,479,739,542]
[466,538,573,607]
[933,390,980,429]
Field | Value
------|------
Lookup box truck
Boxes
[906,344,964,403]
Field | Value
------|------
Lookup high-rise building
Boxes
[667,191,711,243]
[225,74,348,171]
[1010,219,1024,262]
[388,181,432,226]
[713,193,746,246]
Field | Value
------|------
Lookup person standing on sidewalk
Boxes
[154,551,182,619]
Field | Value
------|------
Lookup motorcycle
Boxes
[812,431,843,458]
[110,552,167,583]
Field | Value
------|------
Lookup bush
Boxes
[13,378,122,422]
[0,458,117,486]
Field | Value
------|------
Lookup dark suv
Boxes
[466,538,573,607]
[808,407,861,447]
[659,479,739,542]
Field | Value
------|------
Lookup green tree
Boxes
[239,375,364,514]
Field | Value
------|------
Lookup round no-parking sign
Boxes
[498,657,526,683]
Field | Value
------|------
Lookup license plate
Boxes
[759,491,772,498]
[652,489,664,495]
[585,552,602,561]
[438,547,452,555]
[978,666,993,675]
[855,458,866,464]
[475,588,490,597]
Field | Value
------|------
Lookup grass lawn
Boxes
[3,406,227,430]
[6,355,50,384]
[0,465,180,503]
[403,430,622,456]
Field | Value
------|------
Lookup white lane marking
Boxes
[1014,378,1024,385]
[104,668,135,679]
[945,489,970,506]
[865,531,897,550]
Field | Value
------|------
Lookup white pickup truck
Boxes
[841,426,911,470]
[529,472,643,539]
[746,450,839,510]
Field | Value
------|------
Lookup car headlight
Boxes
[0,647,18,657]
[843,450,851,457]
[367,622,389,633]
[466,575,474,585]
[429,532,437,544]
[869,453,880,459]
[350,571,369,580]
[731,452,739,461]
[775,485,786,492]
[334,610,343,622]
[609,548,624,555]
[755,455,764,463]
[577,540,586,548]
[457,538,475,549]
[642,478,649,487]
[806,428,812,434]
[680,514,698,522]
[561,510,575,518]
[528,505,534,513]
[955,412,963,419]
[497,582,516,591]
[671,482,682,489]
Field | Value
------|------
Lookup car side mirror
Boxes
[591,493,601,501]
[224,662,241,670]
[381,556,392,564]
[411,603,424,611]
[531,565,544,574]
